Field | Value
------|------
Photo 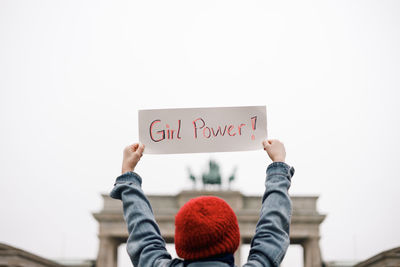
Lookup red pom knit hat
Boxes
[174,196,240,260]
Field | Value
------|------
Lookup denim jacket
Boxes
[110,162,294,267]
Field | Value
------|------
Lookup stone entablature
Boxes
[354,247,400,267]
[0,243,63,267]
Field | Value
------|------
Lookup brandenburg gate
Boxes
[93,190,325,267]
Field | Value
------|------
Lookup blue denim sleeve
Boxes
[244,162,294,267]
[110,172,178,267]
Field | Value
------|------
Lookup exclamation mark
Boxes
[251,116,257,140]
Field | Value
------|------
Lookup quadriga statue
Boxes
[202,160,222,185]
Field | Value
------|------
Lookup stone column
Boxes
[96,236,120,267]
[234,238,242,266]
[302,237,322,267]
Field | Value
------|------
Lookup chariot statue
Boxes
[202,160,222,185]
[187,160,236,190]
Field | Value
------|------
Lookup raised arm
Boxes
[109,143,175,267]
[244,140,294,267]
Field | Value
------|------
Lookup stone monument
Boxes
[94,161,325,267]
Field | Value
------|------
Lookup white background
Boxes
[1,0,400,266]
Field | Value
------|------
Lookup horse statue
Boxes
[202,160,222,186]
[187,160,236,190]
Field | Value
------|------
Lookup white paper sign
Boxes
[138,106,267,154]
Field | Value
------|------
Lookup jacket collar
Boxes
[183,253,235,267]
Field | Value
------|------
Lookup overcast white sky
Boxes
[1,0,400,266]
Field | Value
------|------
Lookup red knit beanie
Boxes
[174,196,240,260]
